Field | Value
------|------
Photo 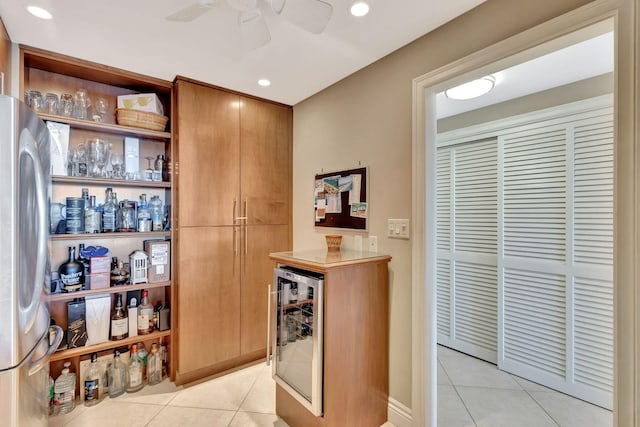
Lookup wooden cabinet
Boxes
[20,46,175,391]
[269,251,391,427]
[173,77,292,384]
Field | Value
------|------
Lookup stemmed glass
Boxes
[87,139,109,177]
[144,156,154,181]
[110,153,124,179]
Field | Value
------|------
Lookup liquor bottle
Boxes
[58,246,84,292]
[108,350,127,398]
[110,257,129,286]
[84,195,101,233]
[102,187,116,232]
[126,344,145,393]
[137,290,154,335]
[84,353,102,406]
[137,194,151,232]
[48,375,54,415]
[137,342,148,382]
[147,342,162,385]
[76,243,90,291]
[149,195,163,231]
[53,362,75,415]
[110,294,128,340]
[81,187,89,212]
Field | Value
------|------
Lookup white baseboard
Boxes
[387,397,413,427]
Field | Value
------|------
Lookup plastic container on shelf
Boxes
[53,362,76,415]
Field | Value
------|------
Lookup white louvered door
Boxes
[436,97,613,409]
[437,139,498,363]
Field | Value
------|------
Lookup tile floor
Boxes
[49,346,613,427]
[437,345,613,427]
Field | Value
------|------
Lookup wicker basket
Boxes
[325,235,343,252]
[116,108,168,131]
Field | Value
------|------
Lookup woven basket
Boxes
[325,235,343,252]
[116,108,168,131]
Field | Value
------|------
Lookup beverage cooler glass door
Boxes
[271,266,323,416]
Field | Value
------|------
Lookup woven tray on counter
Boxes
[116,108,168,131]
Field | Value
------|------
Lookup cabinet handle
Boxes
[244,198,248,223]
[233,198,237,225]
[233,225,238,256]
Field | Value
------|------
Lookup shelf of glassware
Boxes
[52,175,171,188]
[38,113,171,141]
[50,231,171,241]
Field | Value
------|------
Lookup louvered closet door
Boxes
[499,114,613,409]
[437,139,498,363]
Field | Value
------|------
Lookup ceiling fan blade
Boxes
[239,10,271,50]
[226,0,258,12]
[271,0,333,34]
[166,0,221,22]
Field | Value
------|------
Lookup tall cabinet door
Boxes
[177,226,241,375]
[240,224,290,355]
[240,96,291,226]
[176,80,240,227]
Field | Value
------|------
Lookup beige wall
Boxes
[292,0,595,408]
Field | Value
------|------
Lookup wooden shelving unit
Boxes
[52,175,171,188]
[50,231,170,241]
[48,280,170,302]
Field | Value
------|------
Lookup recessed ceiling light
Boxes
[350,1,369,17]
[26,5,53,20]
[444,75,496,100]
[258,79,271,87]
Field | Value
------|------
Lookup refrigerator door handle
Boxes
[18,131,49,333]
[28,325,62,376]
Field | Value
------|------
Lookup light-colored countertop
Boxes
[269,249,391,268]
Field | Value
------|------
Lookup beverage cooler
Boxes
[269,266,324,416]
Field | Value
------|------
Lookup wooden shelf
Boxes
[48,280,171,302]
[50,231,170,241]
[38,113,170,140]
[50,330,171,362]
[52,175,171,188]
[283,299,314,311]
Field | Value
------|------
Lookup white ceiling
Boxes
[436,31,614,119]
[0,0,485,105]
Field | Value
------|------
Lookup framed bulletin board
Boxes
[314,166,368,230]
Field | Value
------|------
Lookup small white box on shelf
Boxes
[117,93,164,115]
[46,121,70,176]
[124,137,139,175]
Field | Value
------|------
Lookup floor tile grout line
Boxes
[516,381,562,427]
[438,356,478,427]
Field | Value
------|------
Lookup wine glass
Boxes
[111,153,124,179]
[88,139,109,177]
[93,97,109,122]
[73,89,91,120]
[144,156,154,181]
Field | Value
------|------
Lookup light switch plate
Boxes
[388,219,410,239]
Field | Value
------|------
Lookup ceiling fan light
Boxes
[350,2,369,17]
[26,5,53,20]
[258,79,271,87]
[444,75,496,100]
[239,10,271,50]
[273,0,333,34]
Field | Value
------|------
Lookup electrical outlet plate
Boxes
[388,219,410,239]
[368,236,378,252]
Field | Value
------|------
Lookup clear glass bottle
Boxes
[53,362,75,415]
[48,375,55,415]
[137,289,154,335]
[58,246,84,292]
[84,195,101,233]
[108,350,127,398]
[110,294,128,340]
[81,187,90,213]
[147,342,162,385]
[117,200,136,232]
[110,257,129,286]
[102,187,116,233]
[126,344,145,393]
[84,352,102,406]
[137,193,151,232]
[136,342,148,383]
[149,196,164,231]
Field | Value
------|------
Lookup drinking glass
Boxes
[93,97,109,122]
[59,93,74,117]
[110,153,124,179]
[76,143,88,177]
[27,90,44,112]
[44,93,59,115]
[73,89,91,120]
[87,139,109,178]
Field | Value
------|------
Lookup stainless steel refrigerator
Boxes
[0,95,63,427]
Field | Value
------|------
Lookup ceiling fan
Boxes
[166,0,333,50]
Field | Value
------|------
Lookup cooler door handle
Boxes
[28,325,63,376]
